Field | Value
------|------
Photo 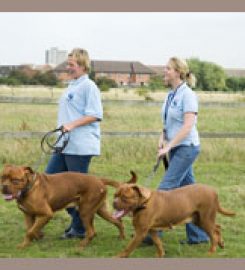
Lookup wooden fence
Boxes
[0,131,244,139]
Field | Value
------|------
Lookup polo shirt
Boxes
[57,74,103,155]
[161,82,200,146]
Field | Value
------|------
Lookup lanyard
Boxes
[164,82,184,122]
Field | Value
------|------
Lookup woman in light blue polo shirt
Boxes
[45,48,103,239]
[156,57,209,244]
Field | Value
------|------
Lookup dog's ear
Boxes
[127,171,137,184]
[132,185,151,200]
[22,166,34,175]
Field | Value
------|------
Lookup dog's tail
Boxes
[127,170,137,184]
[101,171,137,188]
[217,201,236,217]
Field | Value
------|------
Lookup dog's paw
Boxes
[115,252,128,258]
[156,251,165,258]
[74,246,84,254]
[219,241,225,249]
[79,238,90,248]
[207,249,216,256]
[17,242,29,249]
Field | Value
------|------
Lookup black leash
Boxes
[32,126,70,171]
[40,126,70,155]
[144,155,169,187]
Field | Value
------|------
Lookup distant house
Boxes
[148,65,165,77]
[52,61,70,83]
[225,69,245,78]
[0,65,21,78]
[91,60,155,86]
[54,60,156,86]
[33,64,53,73]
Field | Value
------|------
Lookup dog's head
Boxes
[112,183,151,219]
[0,164,34,201]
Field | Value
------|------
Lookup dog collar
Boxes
[17,173,37,202]
[133,204,147,214]
[133,197,150,214]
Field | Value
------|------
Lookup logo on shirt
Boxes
[171,98,178,107]
[67,93,74,100]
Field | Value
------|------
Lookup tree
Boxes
[202,63,226,91]
[226,77,245,91]
[8,70,29,85]
[38,71,58,86]
[95,76,117,91]
[187,58,226,91]
[148,75,165,91]
[1,69,60,86]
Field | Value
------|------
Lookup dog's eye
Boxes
[12,179,20,185]
[121,196,128,202]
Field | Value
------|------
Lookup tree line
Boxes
[0,68,60,86]
[149,58,245,92]
[0,59,244,91]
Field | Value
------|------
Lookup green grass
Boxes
[0,137,244,258]
[0,103,245,132]
[0,98,244,258]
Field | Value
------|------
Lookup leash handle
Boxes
[162,155,169,170]
[153,157,161,173]
[153,154,168,173]
[40,126,70,155]
[144,154,169,187]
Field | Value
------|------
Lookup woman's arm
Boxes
[158,112,196,157]
[62,116,98,132]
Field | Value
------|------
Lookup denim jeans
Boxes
[45,153,93,234]
[158,145,209,243]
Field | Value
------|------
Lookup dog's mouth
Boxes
[2,190,21,201]
[3,193,15,201]
[113,209,130,220]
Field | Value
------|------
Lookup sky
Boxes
[1,12,245,68]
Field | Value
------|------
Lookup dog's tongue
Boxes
[113,210,127,219]
[3,194,14,201]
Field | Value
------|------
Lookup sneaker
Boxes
[60,228,85,239]
[142,231,163,246]
[142,235,154,245]
[65,225,72,233]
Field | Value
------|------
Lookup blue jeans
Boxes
[158,145,209,243]
[45,153,93,234]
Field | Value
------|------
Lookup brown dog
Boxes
[0,164,125,249]
[103,171,235,258]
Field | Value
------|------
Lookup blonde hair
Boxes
[68,48,90,72]
[169,57,196,88]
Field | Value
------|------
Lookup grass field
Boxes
[0,103,245,133]
[0,90,244,258]
[0,85,245,102]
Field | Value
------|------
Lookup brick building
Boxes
[54,60,155,86]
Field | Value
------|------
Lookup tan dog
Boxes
[103,172,235,258]
[0,164,125,249]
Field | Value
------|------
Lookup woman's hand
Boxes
[62,123,75,132]
[157,144,171,159]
